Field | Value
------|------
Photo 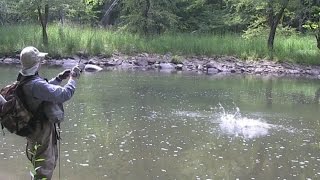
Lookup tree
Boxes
[37,0,49,46]
[10,0,93,46]
[176,0,228,33]
[226,0,294,57]
[303,1,320,49]
[100,0,120,27]
[120,0,178,35]
[267,0,289,55]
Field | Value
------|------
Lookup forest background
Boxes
[0,0,319,64]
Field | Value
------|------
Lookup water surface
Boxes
[0,66,320,179]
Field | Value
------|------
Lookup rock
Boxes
[288,69,300,74]
[2,54,320,78]
[159,63,175,70]
[147,58,157,65]
[205,62,217,69]
[62,59,78,69]
[119,62,134,69]
[306,69,319,76]
[3,58,15,64]
[88,58,99,65]
[105,60,119,67]
[176,64,183,70]
[254,68,264,74]
[134,58,148,66]
[84,64,103,72]
[207,68,219,74]
[153,64,161,69]
[3,58,20,64]
[197,64,203,70]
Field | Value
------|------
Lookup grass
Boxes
[0,24,319,65]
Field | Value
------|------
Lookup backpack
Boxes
[0,76,42,137]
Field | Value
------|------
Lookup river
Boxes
[0,66,320,179]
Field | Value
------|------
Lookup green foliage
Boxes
[120,0,178,34]
[28,144,47,180]
[0,0,320,62]
[0,0,318,36]
[171,55,183,64]
[1,24,319,64]
[303,6,320,33]
[176,0,227,33]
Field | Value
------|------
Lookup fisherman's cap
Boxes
[20,46,47,69]
[19,46,48,76]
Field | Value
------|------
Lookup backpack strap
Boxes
[15,75,39,113]
[1,124,4,136]
[15,74,46,129]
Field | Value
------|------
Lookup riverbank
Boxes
[1,53,320,78]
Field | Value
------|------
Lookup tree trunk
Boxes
[59,8,64,25]
[100,0,120,27]
[143,0,150,35]
[298,9,307,33]
[101,1,112,27]
[316,34,320,49]
[37,3,49,47]
[267,0,289,58]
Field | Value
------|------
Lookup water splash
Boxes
[173,110,210,118]
[218,104,275,139]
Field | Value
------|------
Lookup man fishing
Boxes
[18,46,81,179]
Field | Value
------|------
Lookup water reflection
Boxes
[314,87,320,104]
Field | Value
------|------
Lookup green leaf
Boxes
[35,158,46,162]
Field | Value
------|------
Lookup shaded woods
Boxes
[0,0,319,63]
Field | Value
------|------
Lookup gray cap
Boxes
[20,46,48,76]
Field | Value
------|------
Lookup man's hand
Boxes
[71,66,81,79]
[57,69,71,81]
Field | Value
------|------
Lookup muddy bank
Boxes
[1,53,320,78]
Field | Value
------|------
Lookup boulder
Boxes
[62,59,78,68]
[88,58,99,65]
[254,68,264,74]
[207,68,219,74]
[176,64,183,71]
[119,62,134,69]
[134,58,148,66]
[84,64,103,72]
[3,58,15,64]
[159,63,175,70]
[147,58,157,65]
[105,60,118,67]
[306,69,320,76]
[288,69,300,74]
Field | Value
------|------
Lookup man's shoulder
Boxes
[27,76,47,85]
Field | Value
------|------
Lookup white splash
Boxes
[218,105,274,139]
[173,110,208,118]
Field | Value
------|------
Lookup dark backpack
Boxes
[0,76,42,137]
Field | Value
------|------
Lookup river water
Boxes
[0,66,320,180]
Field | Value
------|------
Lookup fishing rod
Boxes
[77,0,120,72]
[58,2,122,175]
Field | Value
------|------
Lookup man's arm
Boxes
[48,77,62,85]
[32,78,76,103]
[48,69,72,85]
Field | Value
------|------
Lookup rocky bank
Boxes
[1,53,320,78]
